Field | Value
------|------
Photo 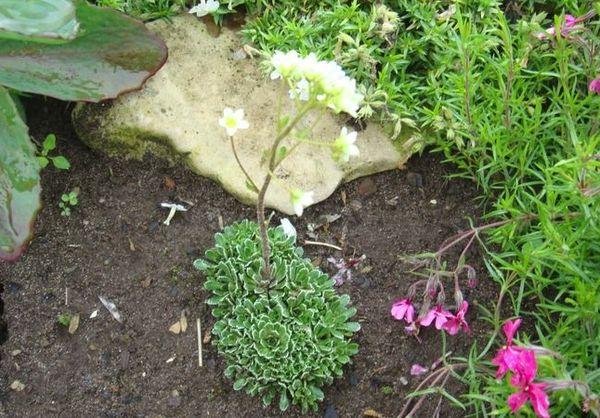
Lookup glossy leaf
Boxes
[0,0,79,42]
[0,1,167,102]
[0,86,40,261]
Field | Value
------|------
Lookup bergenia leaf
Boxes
[0,0,79,42]
[0,86,40,261]
[0,0,167,102]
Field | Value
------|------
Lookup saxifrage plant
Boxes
[195,50,363,412]
[0,0,167,261]
[195,221,359,412]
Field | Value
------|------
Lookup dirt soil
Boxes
[0,98,496,417]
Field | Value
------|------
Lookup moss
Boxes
[71,103,187,165]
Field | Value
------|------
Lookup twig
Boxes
[303,240,343,251]
[197,318,203,368]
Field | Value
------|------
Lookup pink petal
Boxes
[502,318,522,344]
[508,391,529,413]
[419,309,436,327]
[405,304,415,323]
[530,383,550,418]
[410,364,428,376]
[391,300,408,321]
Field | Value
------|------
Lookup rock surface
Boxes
[72,15,412,215]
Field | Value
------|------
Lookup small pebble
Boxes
[406,172,423,188]
[323,404,338,418]
[429,199,438,205]
[399,376,408,386]
[167,390,182,408]
[357,178,377,197]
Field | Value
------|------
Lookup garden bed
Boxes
[0,98,496,417]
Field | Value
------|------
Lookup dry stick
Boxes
[197,318,203,368]
[398,368,450,418]
[303,240,343,251]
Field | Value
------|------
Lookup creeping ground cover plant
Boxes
[194,51,363,412]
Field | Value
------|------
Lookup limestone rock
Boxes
[72,15,412,215]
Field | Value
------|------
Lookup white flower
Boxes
[289,78,310,101]
[280,218,297,240]
[218,107,249,136]
[289,189,314,217]
[332,127,359,162]
[188,0,219,17]
[270,50,301,80]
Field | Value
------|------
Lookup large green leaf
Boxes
[0,1,167,102]
[0,86,40,261]
[0,0,79,42]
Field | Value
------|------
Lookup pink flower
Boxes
[589,78,600,94]
[536,14,583,40]
[442,301,470,335]
[410,364,429,376]
[391,298,415,323]
[508,350,550,418]
[419,305,452,330]
[492,318,524,378]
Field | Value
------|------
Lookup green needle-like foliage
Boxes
[195,221,360,413]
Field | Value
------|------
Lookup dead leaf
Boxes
[363,409,384,418]
[164,176,176,190]
[11,349,21,357]
[169,321,181,334]
[180,312,188,333]
[128,237,136,252]
[68,313,80,334]
[203,329,212,344]
[140,277,153,288]
[98,296,123,323]
[10,380,25,391]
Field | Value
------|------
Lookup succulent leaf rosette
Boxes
[195,220,360,412]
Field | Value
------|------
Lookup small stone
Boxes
[167,390,181,408]
[6,281,22,293]
[399,376,408,386]
[349,200,363,211]
[205,358,216,371]
[119,350,130,370]
[42,292,55,303]
[357,178,377,197]
[406,172,423,188]
[231,48,247,61]
[10,380,25,392]
[349,371,359,386]
[11,349,22,356]
[429,199,438,205]
[324,404,338,418]
[352,275,371,289]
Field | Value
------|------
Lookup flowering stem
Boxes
[230,135,258,192]
[256,103,314,282]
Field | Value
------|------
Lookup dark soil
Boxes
[0,98,496,417]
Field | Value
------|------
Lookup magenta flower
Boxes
[589,78,600,94]
[410,364,429,376]
[419,305,453,330]
[391,298,415,323]
[508,350,550,418]
[492,318,524,378]
[442,301,470,335]
[536,14,584,40]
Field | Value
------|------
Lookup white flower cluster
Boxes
[270,50,364,117]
